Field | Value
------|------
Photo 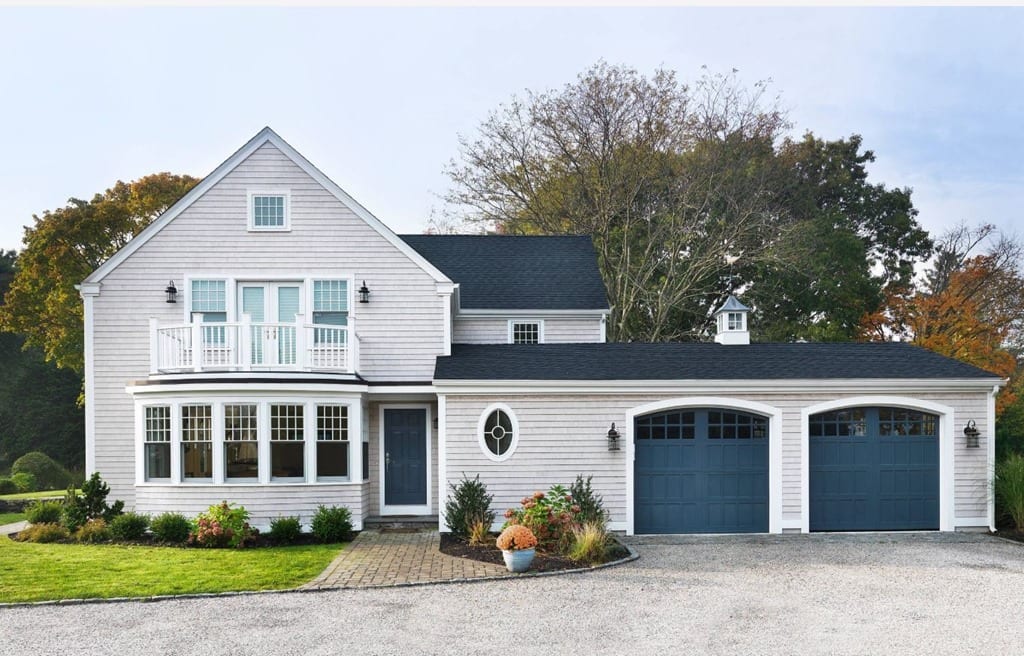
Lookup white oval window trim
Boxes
[477,403,519,462]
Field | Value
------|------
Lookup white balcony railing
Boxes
[149,315,358,374]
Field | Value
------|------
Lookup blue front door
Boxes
[809,407,939,531]
[634,409,769,534]
[384,408,427,507]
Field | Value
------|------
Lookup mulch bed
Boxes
[993,530,1024,544]
[439,533,629,573]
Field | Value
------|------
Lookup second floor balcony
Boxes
[150,316,358,375]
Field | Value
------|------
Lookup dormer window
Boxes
[509,320,543,344]
[248,191,290,231]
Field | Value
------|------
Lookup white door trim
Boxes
[624,396,784,536]
[378,404,432,516]
[800,396,955,533]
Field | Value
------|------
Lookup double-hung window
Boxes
[144,406,171,480]
[312,280,348,345]
[181,405,213,480]
[191,280,227,349]
[224,404,258,480]
[316,405,349,480]
[270,404,305,480]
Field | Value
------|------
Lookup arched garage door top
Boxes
[634,407,769,534]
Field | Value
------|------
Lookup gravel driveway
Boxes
[2,532,1022,655]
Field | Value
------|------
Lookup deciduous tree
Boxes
[0,173,198,373]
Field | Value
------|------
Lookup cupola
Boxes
[714,295,750,345]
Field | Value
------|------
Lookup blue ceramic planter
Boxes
[502,548,535,573]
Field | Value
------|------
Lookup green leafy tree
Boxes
[746,134,932,342]
[0,173,199,373]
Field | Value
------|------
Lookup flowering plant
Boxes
[502,484,582,552]
[188,501,258,548]
[496,524,538,551]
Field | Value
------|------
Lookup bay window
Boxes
[181,405,213,480]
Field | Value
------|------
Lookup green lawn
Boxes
[0,489,71,501]
[0,537,343,603]
[0,513,25,525]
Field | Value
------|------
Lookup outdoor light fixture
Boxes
[165,281,178,304]
[607,422,621,451]
[963,420,980,448]
[358,280,371,304]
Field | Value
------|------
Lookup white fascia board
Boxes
[431,377,1005,395]
[455,308,609,317]
[83,127,452,286]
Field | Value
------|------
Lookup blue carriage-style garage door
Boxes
[809,407,939,531]
[634,409,769,534]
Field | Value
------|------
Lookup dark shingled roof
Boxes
[399,235,609,310]
[434,342,1002,381]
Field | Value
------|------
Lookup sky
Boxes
[0,6,1021,252]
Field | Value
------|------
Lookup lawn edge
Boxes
[0,537,639,608]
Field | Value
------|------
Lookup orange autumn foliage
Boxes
[860,256,1018,414]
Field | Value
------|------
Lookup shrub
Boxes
[25,500,63,525]
[444,475,495,540]
[310,505,353,543]
[15,523,69,543]
[496,525,538,551]
[11,452,72,491]
[568,521,609,564]
[0,478,16,495]
[503,484,581,553]
[269,516,302,544]
[188,501,257,548]
[150,512,192,544]
[11,472,37,493]
[109,512,150,541]
[570,475,608,527]
[62,472,124,531]
[74,519,111,543]
[996,453,1024,531]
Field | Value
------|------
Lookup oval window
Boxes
[478,405,518,461]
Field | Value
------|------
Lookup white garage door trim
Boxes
[800,396,955,533]
[625,396,783,536]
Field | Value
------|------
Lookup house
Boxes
[80,128,1003,535]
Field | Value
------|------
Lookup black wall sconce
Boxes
[358,280,371,304]
[607,422,621,451]
[165,281,178,304]
[963,420,980,448]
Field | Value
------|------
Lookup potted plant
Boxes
[496,524,538,573]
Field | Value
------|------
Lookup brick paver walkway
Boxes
[302,529,506,589]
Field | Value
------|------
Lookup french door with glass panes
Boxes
[238,283,302,367]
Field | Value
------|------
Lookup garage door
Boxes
[809,407,939,531]
[634,409,769,534]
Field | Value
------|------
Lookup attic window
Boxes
[248,191,290,231]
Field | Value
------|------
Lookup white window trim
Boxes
[135,396,362,487]
[180,403,214,483]
[315,403,352,483]
[247,189,291,232]
[141,404,172,482]
[507,319,545,345]
[477,402,520,462]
